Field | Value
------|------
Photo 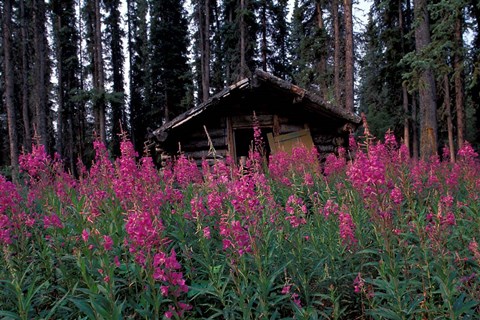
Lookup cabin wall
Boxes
[159,94,353,165]
[162,115,229,165]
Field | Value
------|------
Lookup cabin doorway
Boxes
[233,127,272,165]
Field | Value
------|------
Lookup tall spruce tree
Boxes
[51,0,82,172]
[148,0,191,124]
[290,0,332,99]
[104,0,126,156]
[257,0,290,79]
[192,0,214,103]
[127,0,149,153]
[359,0,415,141]
[33,0,50,148]
[221,0,258,83]
[415,0,438,158]
[2,0,19,179]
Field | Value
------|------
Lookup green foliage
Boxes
[2,133,480,318]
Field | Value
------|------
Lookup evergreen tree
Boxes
[192,0,214,103]
[50,0,82,172]
[83,0,107,145]
[148,0,191,123]
[127,0,149,153]
[258,0,290,79]
[415,0,438,158]
[33,0,50,148]
[221,0,258,82]
[359,0,415,141]
[290,0,332,99]
[104,0,126,156]
[2,0,19,179]
[20,0,32,152]
[469,0,480,146]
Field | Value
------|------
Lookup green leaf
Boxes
[369,307,404,320]
[69,298,95,319]
[0,310,21,320]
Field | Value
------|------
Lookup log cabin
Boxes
[151,69,361,165]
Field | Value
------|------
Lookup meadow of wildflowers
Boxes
[1,129,480,319]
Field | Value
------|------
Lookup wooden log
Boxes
[316,144,335,152]
[177,127,226,140]
[184,148,228,160]
[279,123,305,134]
[180,136,226,151]
[312,135,335,145]
[231,114,273,128]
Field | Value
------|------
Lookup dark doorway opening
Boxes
[233,127,272,164]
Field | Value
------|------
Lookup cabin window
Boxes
[233,127,272,164]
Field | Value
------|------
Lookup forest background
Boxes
[1,0,479,177]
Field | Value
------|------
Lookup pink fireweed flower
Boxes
[349,134,357,151]
[281,285,291,295]
[347,150,386,199]
[353,272,365,293]
[189,196,206,220]
[304,172,314,186]
[19,144,50,179]
[43,214,63,229]
[203,226,211,239]
[125,209,166,253]
[390,187,403,205]
[323,199,339,218]
[220,219,252,256]
[82,229,89,242]
[0,214,12,245]
[161,285,169,296]
[441,195,454,208]
[173,155,202,187]
[469,239,480,262]
[285,195,307,228]
[324,147,346,176]
[443,212,456,226]
[384,130,397,150]
[339,209,356,246]
[114,256,121,267]
[292,293,302,308]
[457,141,478,164]
[103,235,113,251]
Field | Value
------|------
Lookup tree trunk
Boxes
[107,0,126,156]
[20,0,32,152]
[56,14,65,158]
[402,84,410,153]
[261,0,267,72]
[344,0,354,112]
[444,75,455,162]
[78,0,86,162]
[204,0,211,99]
[415,0,438,159]
[454,11,465,150]
[471,0,480,146]
[126,0,135,145]
[2,0,19,180]
[200,0,211,102]
[94,0,106,144]
[332,0,341,107]
[239,0,247,79]
[399,0,410,154]
[33,0,48,147]
[316,0,328,99]
[412,94,419,160]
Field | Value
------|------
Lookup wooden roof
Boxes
[153,69,361,141]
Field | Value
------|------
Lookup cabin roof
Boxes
[152,69,361,141]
